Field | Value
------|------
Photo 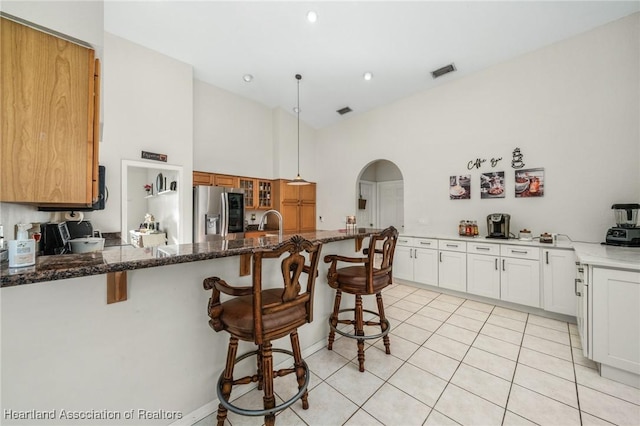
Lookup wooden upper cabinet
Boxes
[213,174,238,188]
[1,17,99,206]
[193,171,214,186]
[270,180,316,233]
[239,177,273,210]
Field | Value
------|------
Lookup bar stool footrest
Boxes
[328,308,391,340]
[216,348,310,417]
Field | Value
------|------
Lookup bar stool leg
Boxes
[256,345,264,391]
[290,331,309,409]
[217,336,239,426]
[376,292,391,354]
[261,341,276,426]
[327,289,342,350]
[355,294,365,372]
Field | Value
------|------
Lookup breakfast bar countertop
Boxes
[0,229,380,287]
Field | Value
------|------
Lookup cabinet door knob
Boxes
[439,252,443,263]
[502,259,505,271]
[495,258,498,270]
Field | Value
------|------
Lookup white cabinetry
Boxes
[500,245,540,308]
[542,248,577,316]
[394,237,438,285]
[438,240,466,292]
[591,267,640,381]
[467,242,500,299]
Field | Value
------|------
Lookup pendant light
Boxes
[288,74,310,186]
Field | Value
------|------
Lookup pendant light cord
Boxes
[296,74,301,176]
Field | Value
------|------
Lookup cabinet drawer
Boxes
[397,236,415,247]
[414,238,437,249]
[467,242,500,256]
[500,245,540,260]
[438,239,466,252]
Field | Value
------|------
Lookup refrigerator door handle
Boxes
[220,192,229,237]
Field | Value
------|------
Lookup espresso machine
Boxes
[486,213,511,239]
[605,204,640,247]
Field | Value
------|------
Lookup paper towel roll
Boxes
[64,211,84,223]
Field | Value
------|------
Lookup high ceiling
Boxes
[104,1,639,129]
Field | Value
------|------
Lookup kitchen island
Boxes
[0,229,377,287]
[0,229,380,425]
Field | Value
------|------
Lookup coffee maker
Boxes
[605,204,640,247]
[487,213,510,239]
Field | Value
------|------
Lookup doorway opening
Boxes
[356,160,404,230]
[121,160,184,246]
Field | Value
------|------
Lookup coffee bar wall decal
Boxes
[467,156,502,170]
[141,151,167,162]
[511,148,525,169]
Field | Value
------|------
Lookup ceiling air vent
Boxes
[337,106,352,115]
[431,63,456,79]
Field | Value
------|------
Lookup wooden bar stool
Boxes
[203,236,323,426]
[324,226,398,372]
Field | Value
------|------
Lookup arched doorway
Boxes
[356,160,404,230]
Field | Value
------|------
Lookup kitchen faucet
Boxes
[258,209,283,239]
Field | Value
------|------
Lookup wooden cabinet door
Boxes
[1,17,97,205]
[299,202,316,232]
[213,174,238,188]
[257,179,272,210]
[280,202,299,233]
[193,171,213,186]
[299,183,316,203]
[279,180,300,202]
[238,177,256,208]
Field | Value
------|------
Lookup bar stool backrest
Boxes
[363,226,398,294]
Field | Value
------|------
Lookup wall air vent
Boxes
[431,63,456,79]
[337,106,352,115]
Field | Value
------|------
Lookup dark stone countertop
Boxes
[0,229,381,287]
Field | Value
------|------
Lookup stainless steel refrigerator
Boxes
[193,186,245,242]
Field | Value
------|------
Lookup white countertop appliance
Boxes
[605,203,640,247]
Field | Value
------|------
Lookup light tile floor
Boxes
[193,284,640,426]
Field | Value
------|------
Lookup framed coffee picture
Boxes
[480,171,505,199]
[515,168,544,197]
[449,175,471,200]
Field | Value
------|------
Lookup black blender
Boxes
[605,204,640,247]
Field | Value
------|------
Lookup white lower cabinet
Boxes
[438,240,466,292]
[542,248,577,316]
[467,242,500,298]
[591,267,640,377]
[500,245,541,308]
[414,246,439,286]
[394,244,414,281]
[394,237,438,285]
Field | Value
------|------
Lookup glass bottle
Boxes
[473,221,479,236]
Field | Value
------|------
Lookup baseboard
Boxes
[170,338,328,425]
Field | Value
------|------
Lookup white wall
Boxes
[315,13,640,242]
[193,79,273,178]
[90,33,193,243]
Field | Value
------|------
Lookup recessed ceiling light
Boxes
[363,72,373,81]
[307,11,318,23]
[242,74,253,83]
